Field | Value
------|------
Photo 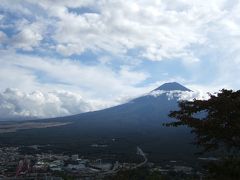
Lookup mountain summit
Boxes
[153,82,191,92]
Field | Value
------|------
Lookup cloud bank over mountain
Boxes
[149,90,209,101]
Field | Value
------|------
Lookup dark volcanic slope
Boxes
[152,82,191,92]
[0,82,197,162]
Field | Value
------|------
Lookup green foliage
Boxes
[166,89,240,178]
[166,89,240,154]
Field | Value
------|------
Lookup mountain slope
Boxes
[65,82,188,128]
[0,82,197,162]
[152,82,191,91]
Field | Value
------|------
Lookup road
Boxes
[133,146,148,169]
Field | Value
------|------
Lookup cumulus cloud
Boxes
[0,88,94,120]
[0,0,225,61]
[11,20,45,50]
[12,28,42,50]
[1,0,240,66]
[47,0,208,60]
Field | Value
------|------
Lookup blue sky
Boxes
[0,0,240,119]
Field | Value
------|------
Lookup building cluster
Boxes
[0,146,141,179]
[0,146,205,179]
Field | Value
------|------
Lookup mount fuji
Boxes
[0,82,197,162]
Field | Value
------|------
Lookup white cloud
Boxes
[149,90,209,101]
[0,88,93,120]
[5,50,148,91]
[0,50,151,119]
[56,43,84,56]
[0,0,221,61]
[49,0,208,60]
[11,20,45,50]
[1,0,240,66]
